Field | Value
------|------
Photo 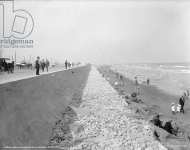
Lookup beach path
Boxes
[70,67,167,150]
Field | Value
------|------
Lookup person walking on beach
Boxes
[35,56,40,75]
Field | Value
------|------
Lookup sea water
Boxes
[111,62,190,96]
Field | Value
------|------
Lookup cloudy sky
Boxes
[2,0,190,64]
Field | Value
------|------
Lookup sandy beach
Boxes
[98,65,190,150]
[0,65,90,148]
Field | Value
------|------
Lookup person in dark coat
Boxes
[35,56,40,75]
[164,120,174,135]
[41,59,45,72]
[65,60,68,69]
[179,96,185,113]
[152,115,162,128]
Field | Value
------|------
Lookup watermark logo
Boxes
[0,0,34,48]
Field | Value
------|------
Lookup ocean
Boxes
[111,62,190,96]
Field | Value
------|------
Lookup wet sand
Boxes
[0,65,90,149]
[98,65,190,150]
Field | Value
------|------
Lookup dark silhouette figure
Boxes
[65,60,68,69]
[152,115,162,128]
[164,120,174,135]
[147,78,150,85]
[179,96,185,113]
[41,59,45,72]
[35,56,40,75]
[7,61,14,73]
[45,59,50,72]
[2,60,8,72]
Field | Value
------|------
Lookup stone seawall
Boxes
[69,67,167,150]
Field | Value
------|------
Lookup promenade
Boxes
[0,65,90,148]
[0,66,67,84]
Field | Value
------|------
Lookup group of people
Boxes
[171,90,189,114]
[0,59,14,73]
[35,56,50,75]
[65,60,73,69]
[152,115,177,136]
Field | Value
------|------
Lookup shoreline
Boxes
[97,65,190,150]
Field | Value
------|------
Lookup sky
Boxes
[1,0,190,64]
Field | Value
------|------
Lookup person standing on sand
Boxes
[147,78,150,85]
[134,76,140,95]
[65,60,68,69]
[35,56,40,75]
[179,96,185,113]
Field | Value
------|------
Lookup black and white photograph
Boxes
[0,0,190,149]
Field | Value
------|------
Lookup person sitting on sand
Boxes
[171,103,176,115]
[152,115,162,128]
[164,120,175,135]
